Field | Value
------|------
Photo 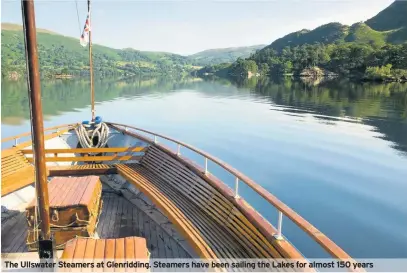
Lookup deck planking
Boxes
[1,191,192,259]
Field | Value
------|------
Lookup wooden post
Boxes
[88,0,95,121]
[21,0,52,254]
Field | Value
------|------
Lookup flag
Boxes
[80,12,91,47]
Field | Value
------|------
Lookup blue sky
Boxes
[1,0,394,55]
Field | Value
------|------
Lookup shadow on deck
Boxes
[1,191,192,259]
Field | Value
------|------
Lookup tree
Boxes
[259,63,270,76]
[281,61,293,74]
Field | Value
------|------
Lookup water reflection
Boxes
[2,76,407,155]
[1,76,407,258]
[230,77,407,155]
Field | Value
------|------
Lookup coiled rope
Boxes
[75,120,110,151]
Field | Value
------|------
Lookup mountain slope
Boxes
[264,1,407,52]
[208,1,407,80]
[365,0,407,44]
[365,0,407,31]
[1,23,266,78]
[1,23,194,78]
[344,22,387,47]
[268,23,348,51]
[188,45,265,66]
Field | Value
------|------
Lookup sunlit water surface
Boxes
[2,77,407,258]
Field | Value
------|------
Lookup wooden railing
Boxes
[1,124,78,148]
[107,122,354,261]
[22,147,146,162]
[1,122,355,262]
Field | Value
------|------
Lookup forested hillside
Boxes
[1,23,194,78]
[198,1,407,81]
[187,45,265,66]
[1,23,265,79]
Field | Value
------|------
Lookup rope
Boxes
[50,213,91,228]
[75,122,110,151]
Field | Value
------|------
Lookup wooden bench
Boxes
[1,148,35,196]
[48,164,117,176]
[1,146,146,196]
[116,146,285,259]
[61,237,149,271]
[1,150,117,196]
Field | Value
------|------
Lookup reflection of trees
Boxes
[234,77,407,154]
[2,76,406,154]
[1,76,202,125]
[194,76,407,154]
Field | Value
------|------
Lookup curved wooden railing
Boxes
[1,123,78,147]
[1,122,354,262]
[107,122,353,261]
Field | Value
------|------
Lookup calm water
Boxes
[2,76,407,258]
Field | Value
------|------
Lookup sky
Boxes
[1,0,394,55]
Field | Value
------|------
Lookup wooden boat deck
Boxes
[1,124,356,267]
[1,191,193,259]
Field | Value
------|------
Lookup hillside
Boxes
[365,1,407,31]
[365,0,407,44]
[264,1,407,52]
[1,23,266,79]
[188,45,265,66]
[199,0,407,81]
[265,21,392,52]
[268,23,349,51]
[1,23,196,78]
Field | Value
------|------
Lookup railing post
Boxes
[154,135,157,144]
[125,126,128,132]
[204,157,208,175]
[177,144,181,156]
[275,211,284,240]
[14,138,19,146]
[234,177,239,198]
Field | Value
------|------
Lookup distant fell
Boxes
[189,45,265,66]
[365,0,407,31]
[264,0,407,51]
[1,22,58,35]
[268,23,348,51]
[1,23,264,78]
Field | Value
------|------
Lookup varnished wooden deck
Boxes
[1,191,192,259]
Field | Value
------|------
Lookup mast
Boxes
[21,0,53,258]
[88,0,95,121]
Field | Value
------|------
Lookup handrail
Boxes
[22,147,146,154]
[1,123,78,143]
[1,122,354,261]
[107,122,354,261]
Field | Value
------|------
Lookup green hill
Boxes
[264,1,407,52]
[265,22,392,52]
[365,1,407,31]
[365,0,407,44]
[1,23,195,78]
[344,22,387,47]
[188,45,265,66]
[205,0,407,81]
[1,23,266,79]
[268,23,348,51]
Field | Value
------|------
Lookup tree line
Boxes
[198,42,407,81]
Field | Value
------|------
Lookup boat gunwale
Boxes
[1,123,355,263]
[1,123,78,144]
[107,122,355,262]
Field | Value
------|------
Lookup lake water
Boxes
[2,76,407,259]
